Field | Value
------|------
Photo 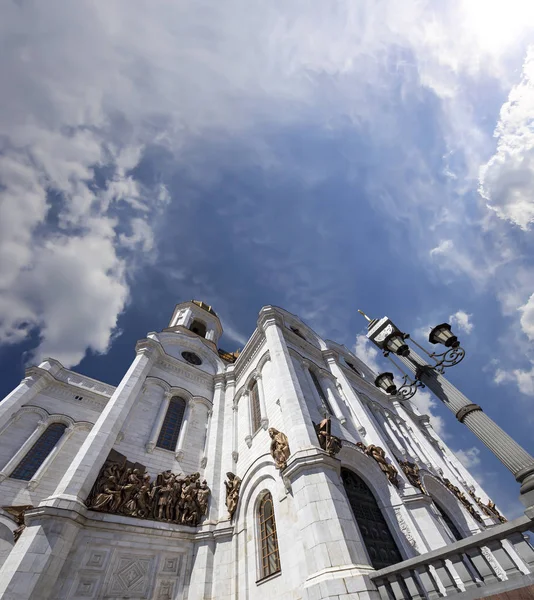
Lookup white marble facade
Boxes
[0,301,506,600]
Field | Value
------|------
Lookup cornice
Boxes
[233,331,267,380]
[154,356,215,390]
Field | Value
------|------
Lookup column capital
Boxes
[322,349,338,363]
[135,338,162,359]
[214,374,226,389]
[22,367,55,390]
[257,307,283,333]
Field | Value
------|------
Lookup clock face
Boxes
[181,351,202,366]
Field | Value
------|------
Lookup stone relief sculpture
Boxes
[314,417,342,457]
[364,444,400,488]
[269,427,291,470]
[86,450,210,527]
[468,490,507,523]
[2,505,33,543]
[442,478,483,524]
[224,472,242,519]
[399,459,427,494]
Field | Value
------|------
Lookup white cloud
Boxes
[479,47,534,230]
[354,334,381,375]
[1,0,532,368]
[519,293,534,341]
[449,310,474,334]
[494,364,534,397]
[454,446,481,469]
[409,389,447,438]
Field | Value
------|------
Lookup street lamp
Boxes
[358,309,534,513]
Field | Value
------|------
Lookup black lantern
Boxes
[429,323,459,348]
[383,331,410,357]
[375,372,397,395]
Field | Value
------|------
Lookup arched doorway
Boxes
[341,468,402,569]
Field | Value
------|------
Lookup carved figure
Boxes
[86,452,210,527]
[197,480,210,516]
[314,418,342,457]
[224,472,242,519]
[269,428,291,470]
[2,505,33,543]
[468,490,507,523]
[365,444,399,487]
[399,460,426,494]
[443,479,483,524]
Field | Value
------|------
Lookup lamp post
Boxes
[359,310,534,511]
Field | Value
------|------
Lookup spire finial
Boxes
[358,309,372,322]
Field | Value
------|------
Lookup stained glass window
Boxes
[258,492,281,580]
[156,397,187,451]
[10,423,67,481]
[251,381,262,433]
[310,370,333,415]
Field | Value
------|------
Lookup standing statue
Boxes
[269,428,291,470]
[314,418,342,457]
[197,480,211,517]
[399,460,426,494]
[224,472,242,519]
[365,444,399,487]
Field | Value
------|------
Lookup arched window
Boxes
[156,397,187,451]
[341,468,402,569]
[258,492,281,580]
[309,370,333,415]
[345,360,361,376]
[250,381,262,433]
[434,501,463,542]
[190,320,207,338]
[10,423,67,481]
[290,326,306,341]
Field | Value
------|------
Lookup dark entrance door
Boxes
[341,468,402,569]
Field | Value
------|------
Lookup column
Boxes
[200,407,213,469]
[243,391,253,447]
[218,371,236,520]
[321,376,347,424]
[400,349,534,507]
[145,387,171,453]
[44,339,159,506]
[0,419,49,482]
[258,308,317,451]
[28,425,77,491]
[204,375,226,519]
[174,400,194,462]
[301,360,326,415]
[232,402,239,464]
[255,373,269,429]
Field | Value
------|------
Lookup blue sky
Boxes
[1,0,534,518]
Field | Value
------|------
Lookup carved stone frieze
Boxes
[394,508,419,550]
[313,417,342,457]
[361,443,400,487]
[268,428,291,470]
[442,478,483,524]
[86,450,210,527]
[224,472,242,519]
[468,490,507,523]
[399,460,427,494]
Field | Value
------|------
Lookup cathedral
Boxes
[0,300,533,600]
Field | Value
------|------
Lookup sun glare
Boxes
[462,0,534,53]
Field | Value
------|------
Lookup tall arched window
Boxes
[258,492,281,580]
[190,320,207,338]
[434,502,463,542]
[341,468,402,569]
[250,381,261,433]
[10,423,67,481]
[157,397,187,451]
[310,370,333,415]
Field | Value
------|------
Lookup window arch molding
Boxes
[421,474,479,535]
[0,413,87,489]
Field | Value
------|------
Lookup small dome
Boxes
[191,300,218,317]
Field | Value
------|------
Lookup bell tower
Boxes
[167,300,223,347]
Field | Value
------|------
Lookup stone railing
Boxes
[370,515,534,599]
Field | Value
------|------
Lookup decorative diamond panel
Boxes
[105,554,155,599]
[161,556,180,575]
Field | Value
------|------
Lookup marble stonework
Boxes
[0,301,512,599]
